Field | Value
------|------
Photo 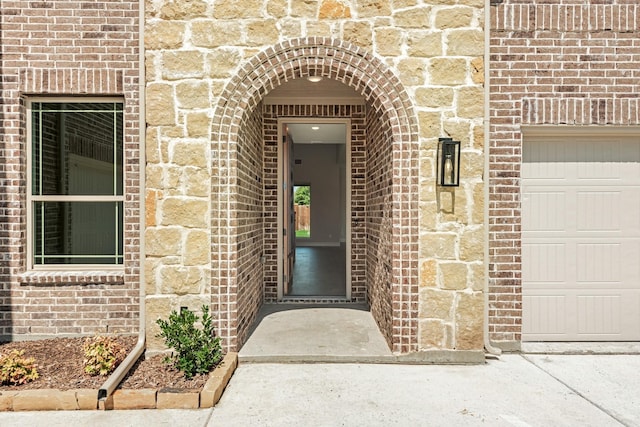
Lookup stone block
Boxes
[159,265,204,295]
[98,394,113,410]
[75,389,98,410]
[157,389,200,409]
[184,167,210,197]
[419,319,453,349]
[186,112,211,138]
[440,262,468,290]
[461,151,484,179]
[247,20,279,46]
[471,56,484,84]
[207,48,242,79]
[192,22,243,48]
[455,291,484,350]
[146,297,174,351]
[447,29,484,56]
[419,287,454,320]
[420,232,456,259]
[393,7,430,28]
[146,227,181,257]
[160,0,207,20]
[457,86,484,119]
[12,389,78,411]
[173,141,208,168]
[213,0,263,18]
[162,51,205,80]
[146,84,175,126]
[202,353,238,408]
[408,32,442,57]
[0,391,17,411]
[184,230,210,265]
[160,197,209,228]
[374,28,402,56]
[145,21,185,50]
[291,0,317,18]
[470,262,484,291]
[343,21,372,49]
[416,87,454,108]
[319,0,351,19]
[459,226,484,261]
[418,111,441,139]
[357,0,391,17]
[267,0,287,17]
[420,259,437,288]
[305,21,331,37]
[112,389,156,410]
[443,119,470,145]
[398,58,426,86]
[435,6,474,29]
[471,183,484,225]
[429,58,466,85]
[176,81,210,110]
[146,188,164,227]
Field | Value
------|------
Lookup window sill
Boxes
[19,270,125,285]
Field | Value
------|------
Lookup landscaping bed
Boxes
[0,336,236,410]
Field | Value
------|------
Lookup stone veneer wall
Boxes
[145,0,486,353]
[489,0,640,346]
[0,1,141,339]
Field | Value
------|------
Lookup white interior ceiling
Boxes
[264,77,364,105]
[287,123,346,145]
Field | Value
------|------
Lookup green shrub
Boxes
[83,335,127,376]
[0,350,39,385]
[156,305,222,379]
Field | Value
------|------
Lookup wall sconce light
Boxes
[438,138,461,187]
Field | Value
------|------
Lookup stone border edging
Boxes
[0,352,238,411]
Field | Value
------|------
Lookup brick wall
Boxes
[489,0,640,345]
[262,104,367,304]
[0,0,141,338]
[234,105,264,347]
[365,106,394,348]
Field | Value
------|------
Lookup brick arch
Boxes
[211,37,419,353]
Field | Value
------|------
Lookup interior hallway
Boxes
[289,246,346,297]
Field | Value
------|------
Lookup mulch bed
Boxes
[0,336,209,391]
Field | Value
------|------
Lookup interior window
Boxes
[29,100,124,267]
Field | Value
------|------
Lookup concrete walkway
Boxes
[239,304,394,363]
[1,354,639,426]
[1,307,639,426]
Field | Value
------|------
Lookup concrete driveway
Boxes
[0,354,638,426]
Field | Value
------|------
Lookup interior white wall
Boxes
[293,143,343,246]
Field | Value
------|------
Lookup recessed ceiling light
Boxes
[307,76,323,83]
[311,126,320,130]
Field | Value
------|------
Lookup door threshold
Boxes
[279,296,350,303]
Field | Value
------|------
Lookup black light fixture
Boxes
[438,138,461,187]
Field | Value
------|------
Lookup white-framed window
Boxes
[27,98,124,269]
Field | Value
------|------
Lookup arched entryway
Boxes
[210,37,419,354]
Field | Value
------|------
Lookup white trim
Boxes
[521,125,640,137]
[26,97,125,271]
[277,118,352,300]
[265,96,364,106]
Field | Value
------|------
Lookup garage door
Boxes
[522,134,640,341]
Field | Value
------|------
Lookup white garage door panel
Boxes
[523,136,640,341]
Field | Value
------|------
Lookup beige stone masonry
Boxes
[112,389,157,410]
[156,389,200,409]
[145,0,486,353]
